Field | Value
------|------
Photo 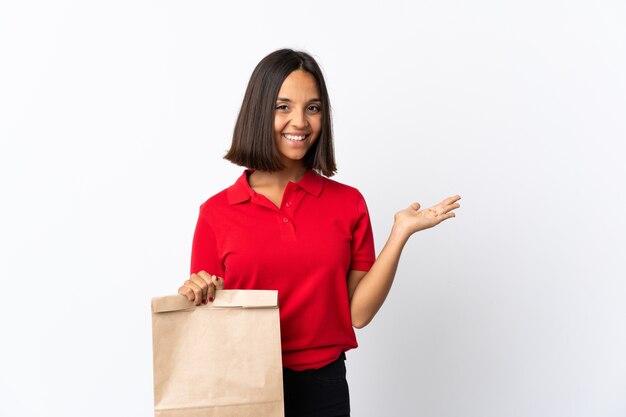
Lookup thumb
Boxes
[213,275,224,290]
[409,202,421,211]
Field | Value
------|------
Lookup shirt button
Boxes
[286,202,292,207]
[283,217,289,223]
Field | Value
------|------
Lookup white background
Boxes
[1,1,625,416]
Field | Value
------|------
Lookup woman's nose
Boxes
[290,110,309,128]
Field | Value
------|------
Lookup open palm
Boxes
[394,195,461,236]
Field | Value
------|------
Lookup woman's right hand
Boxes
[178,271,224,306]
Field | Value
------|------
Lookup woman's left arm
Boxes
[348,195,461,329]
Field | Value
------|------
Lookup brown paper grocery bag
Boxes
[151,290,284,417]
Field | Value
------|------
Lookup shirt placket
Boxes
[250,183,303,242]
[277,183,302,241]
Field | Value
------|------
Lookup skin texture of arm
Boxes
[348,195,461,328]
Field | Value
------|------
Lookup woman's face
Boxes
[273,70,322,168]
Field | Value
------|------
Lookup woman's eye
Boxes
[308,105,321,113]
[276,104,289,111]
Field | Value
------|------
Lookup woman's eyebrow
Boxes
[276,97,321,102]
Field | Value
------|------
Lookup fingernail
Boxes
[208,297,214,302]
[202,299,207,305]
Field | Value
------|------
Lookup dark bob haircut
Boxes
[223,49,337,177]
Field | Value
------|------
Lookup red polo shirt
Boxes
[190,168,376,370]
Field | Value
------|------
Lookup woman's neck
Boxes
[249,163,308,188]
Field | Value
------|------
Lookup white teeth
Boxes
[283,134,306,141]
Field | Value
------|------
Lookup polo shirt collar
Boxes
[226,168,324,205]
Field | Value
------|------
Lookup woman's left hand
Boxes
[393,195,461,237]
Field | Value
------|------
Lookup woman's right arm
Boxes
[179,205,225,305]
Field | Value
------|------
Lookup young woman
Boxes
[178,49,461,417]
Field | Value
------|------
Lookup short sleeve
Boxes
[190,204,226,277]
[350,191,376,271]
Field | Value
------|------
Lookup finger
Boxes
[444,195,461,204]
[196,271,215,300]
[207,278,216,302]
[184,279,203,305]
[190,273,210,302]
[178,286,194,302]
[213,275,224,290]
[440,202,460,214]
[409,202,421,211]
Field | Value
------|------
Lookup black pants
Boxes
[282,352,350,417]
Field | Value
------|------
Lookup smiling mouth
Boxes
[282,133,308,142]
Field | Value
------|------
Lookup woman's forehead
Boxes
[278,70,320,99]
